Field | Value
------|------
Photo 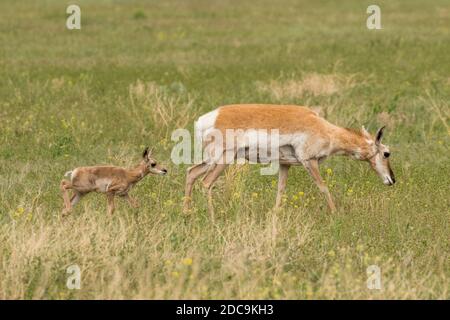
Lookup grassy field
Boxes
[0,0,449,299]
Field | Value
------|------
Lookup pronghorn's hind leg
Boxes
[201,163,229,221]
[303,159,336,212]
[274,164,290,209]
[183,162,211,213]
[60,179,73,216]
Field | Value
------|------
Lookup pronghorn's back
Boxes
[196,104,334,138]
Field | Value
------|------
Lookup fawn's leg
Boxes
[303,159,336,212]
[70,191,84,207]
[202,163,228,221]
[106,193,116,215]
[275,164,290,209]
[184,163,210,212]
[124,194,139,208]
[60,179,73,215]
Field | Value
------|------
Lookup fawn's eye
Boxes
[151,163,156,167]
[383,152,390,158]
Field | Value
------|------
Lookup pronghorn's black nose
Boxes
[387,176,395,186]
[162,169,168,174]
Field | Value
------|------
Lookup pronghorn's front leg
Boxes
[275,164,290,209]
[303,159,336,212]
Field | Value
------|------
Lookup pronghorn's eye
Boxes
[383,152,390,158]
[151,163,156,167]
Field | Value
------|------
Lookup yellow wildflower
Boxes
[14,206,25,218]
[182,258,193,266]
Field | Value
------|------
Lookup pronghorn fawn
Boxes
[184,104,395,216]
[60,148,167,216]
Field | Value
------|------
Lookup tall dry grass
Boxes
[256,73,358,100]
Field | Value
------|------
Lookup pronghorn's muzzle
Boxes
[386,168,395,185]
[385,176,395,186]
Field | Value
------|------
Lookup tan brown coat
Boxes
[60,148,167,216]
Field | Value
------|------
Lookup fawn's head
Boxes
[361,126,395,186]
[141,147,167,176]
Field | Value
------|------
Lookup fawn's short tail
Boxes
[64,170,73,178]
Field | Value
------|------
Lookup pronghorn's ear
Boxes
[361,126,371,139]
[143,147,149,159]
[375,126,385,145]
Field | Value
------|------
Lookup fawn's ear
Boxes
[375,126,385,146]
[142,147,149,159]
[361,125,372,139]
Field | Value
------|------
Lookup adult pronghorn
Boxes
[184,104,395,215]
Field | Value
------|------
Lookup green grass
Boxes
[0,0,448,299]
